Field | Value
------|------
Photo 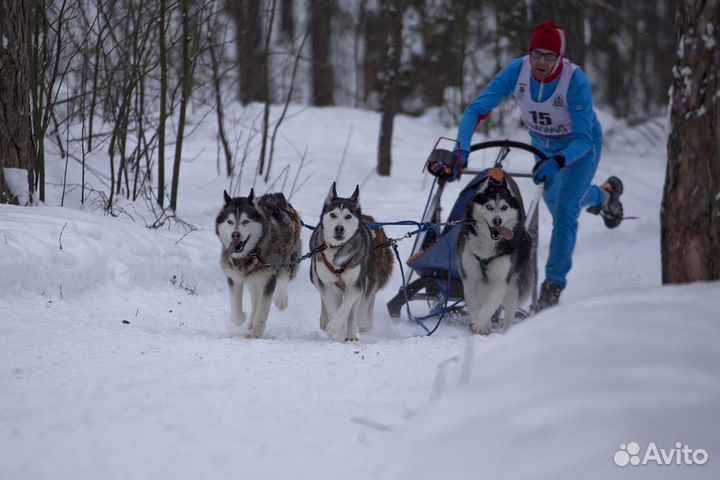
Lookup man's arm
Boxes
[456,58,524,154]
[558,68,596,164]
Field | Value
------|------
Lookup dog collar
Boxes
[231,248,265,274]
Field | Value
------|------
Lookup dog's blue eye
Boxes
[345,214,351,220]
[485,205,493,210]
[330,213,337,219]
[242,220,249,225]
[501,205,508,211]
[226,219,233,225]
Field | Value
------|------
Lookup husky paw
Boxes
[273,290,288,311]
[231,311,247,326]
[324,316,346,337]
[344,335,358,342]
[245,331,262,339]
[469,322,492,336]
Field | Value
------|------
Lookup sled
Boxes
[386,138,547,323]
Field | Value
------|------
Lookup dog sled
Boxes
[386,138,548,324]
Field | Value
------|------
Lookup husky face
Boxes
[470,180,521,241]
[216,190,263,258]
[321,183,362,247]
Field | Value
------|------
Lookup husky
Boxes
[216,189,302,339]
[309,183,393,341]
[457,174,534,335]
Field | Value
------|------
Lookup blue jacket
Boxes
[457,57,602,165]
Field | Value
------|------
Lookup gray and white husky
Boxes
[309,183,393,341]
[457,176,534,335]
[216,189,302,338]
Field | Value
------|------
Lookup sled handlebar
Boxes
[469,140,549,161]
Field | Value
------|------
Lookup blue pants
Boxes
[541,141,605,287]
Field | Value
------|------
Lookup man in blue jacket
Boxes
[432,20,624,310]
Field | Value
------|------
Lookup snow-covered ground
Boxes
[1,104,718,480]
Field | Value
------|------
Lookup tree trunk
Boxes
[230,0,267,105]
[377,0,403,177]
[661,0,720,282]
[310,0,334,106]
[170,0,193,211]
[157,0,168,207]
[0,0,35,205]
[280,0,294,40]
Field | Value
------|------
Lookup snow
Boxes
[703,23,716,50]
[1,103,719,480]
[2,167,30,205]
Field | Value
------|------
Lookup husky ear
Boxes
[350,185,360,205]
[248,188,255,203]
[223,190,232,205]
[477,178,490,194]
[325,182,337,205]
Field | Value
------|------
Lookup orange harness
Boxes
[320,251,358,292]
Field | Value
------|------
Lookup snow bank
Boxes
[0,205,221,298]
[377,282,720,480]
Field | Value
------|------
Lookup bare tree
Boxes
[376,0,403,176]
[157,0,169,207]
[169,0,196,211]
[661,0,720,282]
[0,0,35,205]
[256,0,277,176]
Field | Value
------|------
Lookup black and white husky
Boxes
[309,183,393,341]
[216,189,302,339]
[457,176,534,335]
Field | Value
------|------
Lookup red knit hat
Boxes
[529,20,566,56]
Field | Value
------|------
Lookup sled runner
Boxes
[386,138,547,323]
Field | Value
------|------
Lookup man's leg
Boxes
[544,147,600,288]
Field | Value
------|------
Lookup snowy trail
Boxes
[2,105,718,479]
[2,287,475,480]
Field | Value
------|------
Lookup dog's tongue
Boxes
[497,226,514,240]
[224,239,242,257]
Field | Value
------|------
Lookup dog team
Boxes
[216,174,532,340]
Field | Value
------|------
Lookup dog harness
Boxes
[320,251,358,274]
[230,250,265,275]
[320,250,359,292]
[513,56,576,137]
[473,252,509,277]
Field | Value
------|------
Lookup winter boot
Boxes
[536,280,564,312]
[587,176,624,229]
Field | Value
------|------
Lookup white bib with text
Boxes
[513,56,575,137]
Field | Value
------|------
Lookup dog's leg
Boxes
[273,273,289,311]
[319,302,329,331]
[345,298,363,342]
[325,286,362,337]
[358,292,376,332]
[501,281,520,332]
[247,275,276,339]
[469,282,507,335]
[228,278,246,326]
[319,286,341,331]
[461,277,483,333]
